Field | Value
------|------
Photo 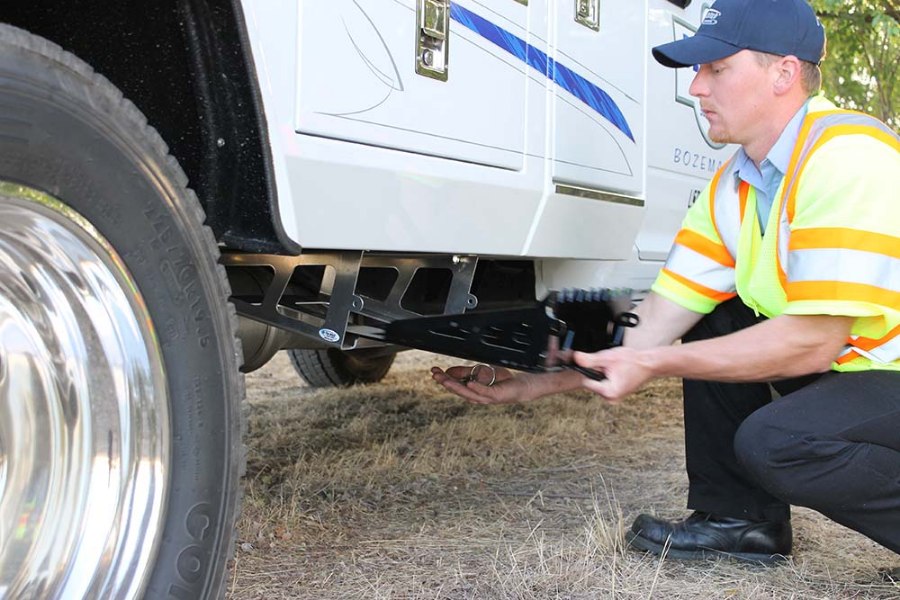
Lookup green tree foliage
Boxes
[811,0,899,128]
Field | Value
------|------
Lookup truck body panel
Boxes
[242,0,731,271]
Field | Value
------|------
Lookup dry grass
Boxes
[228,351,898,599]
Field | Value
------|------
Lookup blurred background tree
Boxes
[812,0,899,129]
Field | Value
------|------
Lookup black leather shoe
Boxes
[626,511,791,565]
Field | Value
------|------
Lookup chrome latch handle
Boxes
[575,0,600,31]
[416,0,450,81]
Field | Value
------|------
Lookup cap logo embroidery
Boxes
[702,9,721,25]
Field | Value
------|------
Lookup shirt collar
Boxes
[734,100,810,184]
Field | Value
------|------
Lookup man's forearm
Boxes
[638,314,854,382]
[531,368,584,396]
[624,293,705,350]
[528,293,701,396]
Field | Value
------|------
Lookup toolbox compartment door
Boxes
[550,0,646,197]
[295,0,529,171]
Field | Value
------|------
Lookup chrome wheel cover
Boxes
[0,182,169,599]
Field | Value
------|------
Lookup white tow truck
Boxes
[0,1,728,597]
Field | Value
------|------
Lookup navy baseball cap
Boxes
[653,0,825,68]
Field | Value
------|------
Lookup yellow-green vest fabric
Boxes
[652,97,900,372]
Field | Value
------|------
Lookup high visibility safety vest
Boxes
[652,97,900,372]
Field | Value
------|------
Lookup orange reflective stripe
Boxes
[835,349,860,365]
[662,268,736,302]
[869,127,900,151]
[780,118,898,290]
[777,264,788,289]
[783,111,860,223]
[782,113,821,224]
[787,123,900,223]
[776,112,824,285]
[786,280,900,307]
[790,228,900,258]
[852,323,900,352]
[738,181,749,223]
[674,229,735,267]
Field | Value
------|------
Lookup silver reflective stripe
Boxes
[788,248,900,289]
[775,111,898,278]
[848,335,900,364]
[778,202,790,270]
[779,111,900,224]
[711,161,742,257]
[666,244,737,293]
[863,335,900,363]
[783,113,895,204]
[837,346,856,360]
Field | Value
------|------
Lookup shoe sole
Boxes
[625,531,789,566]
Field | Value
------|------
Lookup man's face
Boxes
[688,50,777,147]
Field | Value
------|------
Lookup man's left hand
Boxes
[573,347,653,402]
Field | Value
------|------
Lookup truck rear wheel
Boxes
[0,25,243,598]
[287,347,397,388]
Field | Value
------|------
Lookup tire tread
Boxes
[287,347,397,388]
[0,22,246,598]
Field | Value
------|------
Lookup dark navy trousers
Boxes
[681,298,900,554]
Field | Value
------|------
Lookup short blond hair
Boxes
[753,51,822,95]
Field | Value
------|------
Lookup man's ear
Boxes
[773,55,802,95]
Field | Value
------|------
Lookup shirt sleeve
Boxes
[651,170,738,315]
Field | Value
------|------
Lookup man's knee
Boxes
[733,408,818,506]
[734,410,772,486]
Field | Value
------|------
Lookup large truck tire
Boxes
[287,347,397,388]
[0,24,244,599]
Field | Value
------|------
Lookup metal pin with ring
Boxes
[459,363,496,386]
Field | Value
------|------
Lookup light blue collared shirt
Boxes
[733,101,810,232]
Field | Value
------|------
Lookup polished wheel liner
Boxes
[0,185,169,598]
[0,23,243,599]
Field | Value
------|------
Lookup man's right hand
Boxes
[431,364,588,405]
[430,365,543,405]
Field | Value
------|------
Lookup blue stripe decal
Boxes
[449,3,634,142]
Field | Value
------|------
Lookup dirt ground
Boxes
[227,351,898,599]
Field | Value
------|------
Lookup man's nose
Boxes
[689,69,708,97]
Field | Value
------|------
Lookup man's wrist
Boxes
[639,346,673,379]
[539,368,584,395]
